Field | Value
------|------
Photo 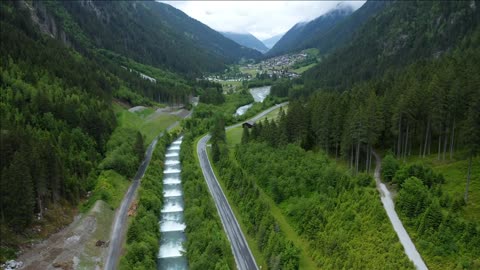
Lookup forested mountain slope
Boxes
[0,0,199,259]
[1,1,118,236]
[221,31,269,53]
[304,1,480,90]
[266,4,354,57]
[304,1,387,56]
[35,1,261,75]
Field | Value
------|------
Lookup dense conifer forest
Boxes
[0,0,190,258]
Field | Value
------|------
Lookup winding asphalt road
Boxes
[196,102,287,270]
[372,151,428,270]
[105,113,190,270]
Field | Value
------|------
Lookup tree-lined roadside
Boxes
[106,115,187,270]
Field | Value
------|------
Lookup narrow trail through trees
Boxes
[372,151,428,270]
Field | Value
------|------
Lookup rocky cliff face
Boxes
[20,0,71,47]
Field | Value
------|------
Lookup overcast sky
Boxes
[161,1,365,40]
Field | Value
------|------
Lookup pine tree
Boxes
[241,125,250,144]
[463,91,480,203]
[134,131,145,162]
[1,150,35,230]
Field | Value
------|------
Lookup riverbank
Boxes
[234,85,271,117]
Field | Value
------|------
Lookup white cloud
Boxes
[161,1,365,40]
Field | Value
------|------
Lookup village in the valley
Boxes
[204,49,319,85]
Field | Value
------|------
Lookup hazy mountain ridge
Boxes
[221,31,269,53]
[262,33,284,49]
[266,4,355,57]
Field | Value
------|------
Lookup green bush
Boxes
[397,176,430,218]
[393,163,444,187]
[99,128,143,178]
[356,173,375,187]
[81,170,129,211]
[382,154,399,182]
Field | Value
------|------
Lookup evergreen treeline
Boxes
[0,13,116,232]
[267,48,480,175]
[382,155,480,269]
[197,81,225,105]
[180,132,235,269]
[235,138,413,268]
[210,118,301,269]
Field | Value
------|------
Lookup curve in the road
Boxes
[373,151,428,270]
[196,102,288,270]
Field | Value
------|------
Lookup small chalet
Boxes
[242,121,255,128]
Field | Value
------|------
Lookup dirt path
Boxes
[104,135,161,270]
[372,151,428,270]
[18,201,113,270]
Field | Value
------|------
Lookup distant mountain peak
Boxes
[220,31,269,53]
[266,4,355,57]
[335,2,354,11]
[261,33,284,49]
[291,21,308,30]
[326,3,355,17]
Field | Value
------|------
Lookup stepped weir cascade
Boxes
[158,137,188,270]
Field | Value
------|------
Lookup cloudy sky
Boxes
[161,1,365,40]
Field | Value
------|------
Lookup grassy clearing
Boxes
[303,48,320,56]
[292,63,317,74]
[257,105,288,123]
[79,200,115,269]
[226,127,242,147]
[405,153,480,223]
[239,66,258,77]
[220,80,243,87]
[116,108,179,144]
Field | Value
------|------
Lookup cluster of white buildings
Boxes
[260,53,308,69]
[202,52,310,83]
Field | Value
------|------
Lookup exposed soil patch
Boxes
[17,201,114,270]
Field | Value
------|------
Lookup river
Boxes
[234,85,271,116]
[158,137,188,270]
